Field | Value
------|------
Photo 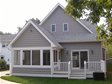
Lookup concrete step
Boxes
[69,77,86,79]
[70,74,85,77]
[71,72,84,75]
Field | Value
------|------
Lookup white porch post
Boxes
[20,50,22,65]
[40,49,43,66]
[10,49,13,76]
[51,48,54,77]
[30,50,32,65]
[84,61,86,79]
[57,50,60,70]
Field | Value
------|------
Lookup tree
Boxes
[0,31,4,35]
[65,0,112,44]
[0,31,12,35]
[17,18,40,32]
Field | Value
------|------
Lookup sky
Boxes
[0,0,67,34]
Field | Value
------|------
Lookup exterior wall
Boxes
[41,6,89,35]
[12,67,51,74]
[12,24,50,47]
[0,42,11,64]
[60,42,102,62]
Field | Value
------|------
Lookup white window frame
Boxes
[63,23,68,32]
[51,24,56,32]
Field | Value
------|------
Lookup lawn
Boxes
[1,76,111,84]
[1,63,112,84]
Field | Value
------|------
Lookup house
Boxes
[8,3,107,79]
[0,34,15,64]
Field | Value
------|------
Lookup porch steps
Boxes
[69,70,85,79]
[53,73,68,78]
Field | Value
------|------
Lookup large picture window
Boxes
[14,50,20,65]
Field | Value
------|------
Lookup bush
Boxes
[0,59,7,70]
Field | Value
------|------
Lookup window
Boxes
[2,43,8,47]
[14,50,20,65]
[2,43,6,47]
[43,50,50,65]
[32,50,40,65]
[63,23,68,32]
[23,50,30,65]
[51,24,56,32]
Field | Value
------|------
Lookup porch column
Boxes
[57,50,60,70]
[10,49,14,76]
[57,50,60,62]
[20,50,22,65]
[40,49,43,66]
[51,48,54,77]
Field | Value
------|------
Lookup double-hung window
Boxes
[63,23,68,32]
[51,24,56,32]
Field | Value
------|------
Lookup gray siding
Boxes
[12,24,50,47]
[13,67,51,74]
[41,6,89,35]
[60,42,101,62]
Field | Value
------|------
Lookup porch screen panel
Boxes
[23,50,30,65]
[14,50,20,65]
[43,50,50,65]
[32,50,40,65]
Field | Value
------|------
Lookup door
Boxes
[72,50,88,69]
[72,51,80,68]
[80,51,88,69]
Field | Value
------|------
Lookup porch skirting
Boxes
[12,67,51,74]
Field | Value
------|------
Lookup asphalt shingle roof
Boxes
[0,34,16,42]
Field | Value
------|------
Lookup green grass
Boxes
[1,63,112,84]
[5,73,9,75]
[107,63,112,72]
[0,69,9,72]
[1,76,111,84]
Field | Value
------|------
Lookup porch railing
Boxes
[84,60,106,78]
[53,62,69,73]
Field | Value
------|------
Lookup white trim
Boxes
[39,3,64,25]
[30,50,32,65]
[20,50,22,65]
[59,40,104,43]
[51,24,56,32]
[63,23,69,32]
[12,47,51,50]
[76,19,93,34]
[71,49,89,69]
[8,20,56,49]
[13,66,51,68]
[40,49,43,66]
[50,48,53,77]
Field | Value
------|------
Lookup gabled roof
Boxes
[8,20,63,49]
[39,3,93,34]
[0,34,16,42]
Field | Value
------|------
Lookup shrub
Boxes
[0,59,7,70]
